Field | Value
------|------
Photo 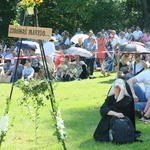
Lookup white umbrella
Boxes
[65,47,92,58]
[71,34,88,44]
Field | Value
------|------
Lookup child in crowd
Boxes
[55,58,68,81]
[3,59,12,73]
[22,59,35,81]
[65,62,79,81]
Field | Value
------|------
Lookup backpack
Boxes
[109,116,135,144]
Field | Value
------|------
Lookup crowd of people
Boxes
[0,26,150,83]
[0,26,150,81]
[0,26,150,143]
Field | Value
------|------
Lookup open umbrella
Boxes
[120,43,150,54]
[65,47,92,58]
[124,41,145,47]
[71,34,88,44]
[15,41,41,54]
[116,43,150,79]
[15,40,41,54]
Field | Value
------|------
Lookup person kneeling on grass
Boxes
[93,78,137,142]
[22,59,35,81]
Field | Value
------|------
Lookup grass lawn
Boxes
[0,71,150,150]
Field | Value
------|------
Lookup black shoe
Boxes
[135,110,145,118]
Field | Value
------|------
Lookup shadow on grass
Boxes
[61,107,103,149]
[57,106,145,150]
[79,138,112,150]
[99,78,115,84]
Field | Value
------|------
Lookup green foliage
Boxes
[0,0,148,41]
[0,0,16,38]
[15,79,67,149]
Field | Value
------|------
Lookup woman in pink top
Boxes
[97,34,107,73]
[142,30,150,44]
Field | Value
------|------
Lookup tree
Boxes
[0,0,16,44]
[141,0,150,29]
[38,0,97,34]
[1,0,150,44]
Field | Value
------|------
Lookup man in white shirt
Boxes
[132,26,143,41]
[53,30,63,48]
[43,37,57,71]
[111,30,120,51]
[119,32,127,45]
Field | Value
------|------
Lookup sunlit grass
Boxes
[0,71,149,150]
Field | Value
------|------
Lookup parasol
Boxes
[70,34,88,44]
[120,43,150,54]
[65,47,92,57]
[15,40,41,54]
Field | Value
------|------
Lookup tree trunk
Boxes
[141,0,150,28]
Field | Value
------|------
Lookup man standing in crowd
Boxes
[83,30,97,78]
[111,30,120,50]
[132,26,143,42]
[53,29,63,49]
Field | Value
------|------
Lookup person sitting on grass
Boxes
[54,58,68,81]
[65,62,79,81]
[126,54,148,79]
[3,59,12,73]
[22,59,35,81]
[93,78,136,142]
[5,59,24,82]
[115,54,132,80]
[74,55,89,79]
[127,70,150,123]
[30,49,43,79]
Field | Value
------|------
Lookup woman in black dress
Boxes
[93,78,137,142]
